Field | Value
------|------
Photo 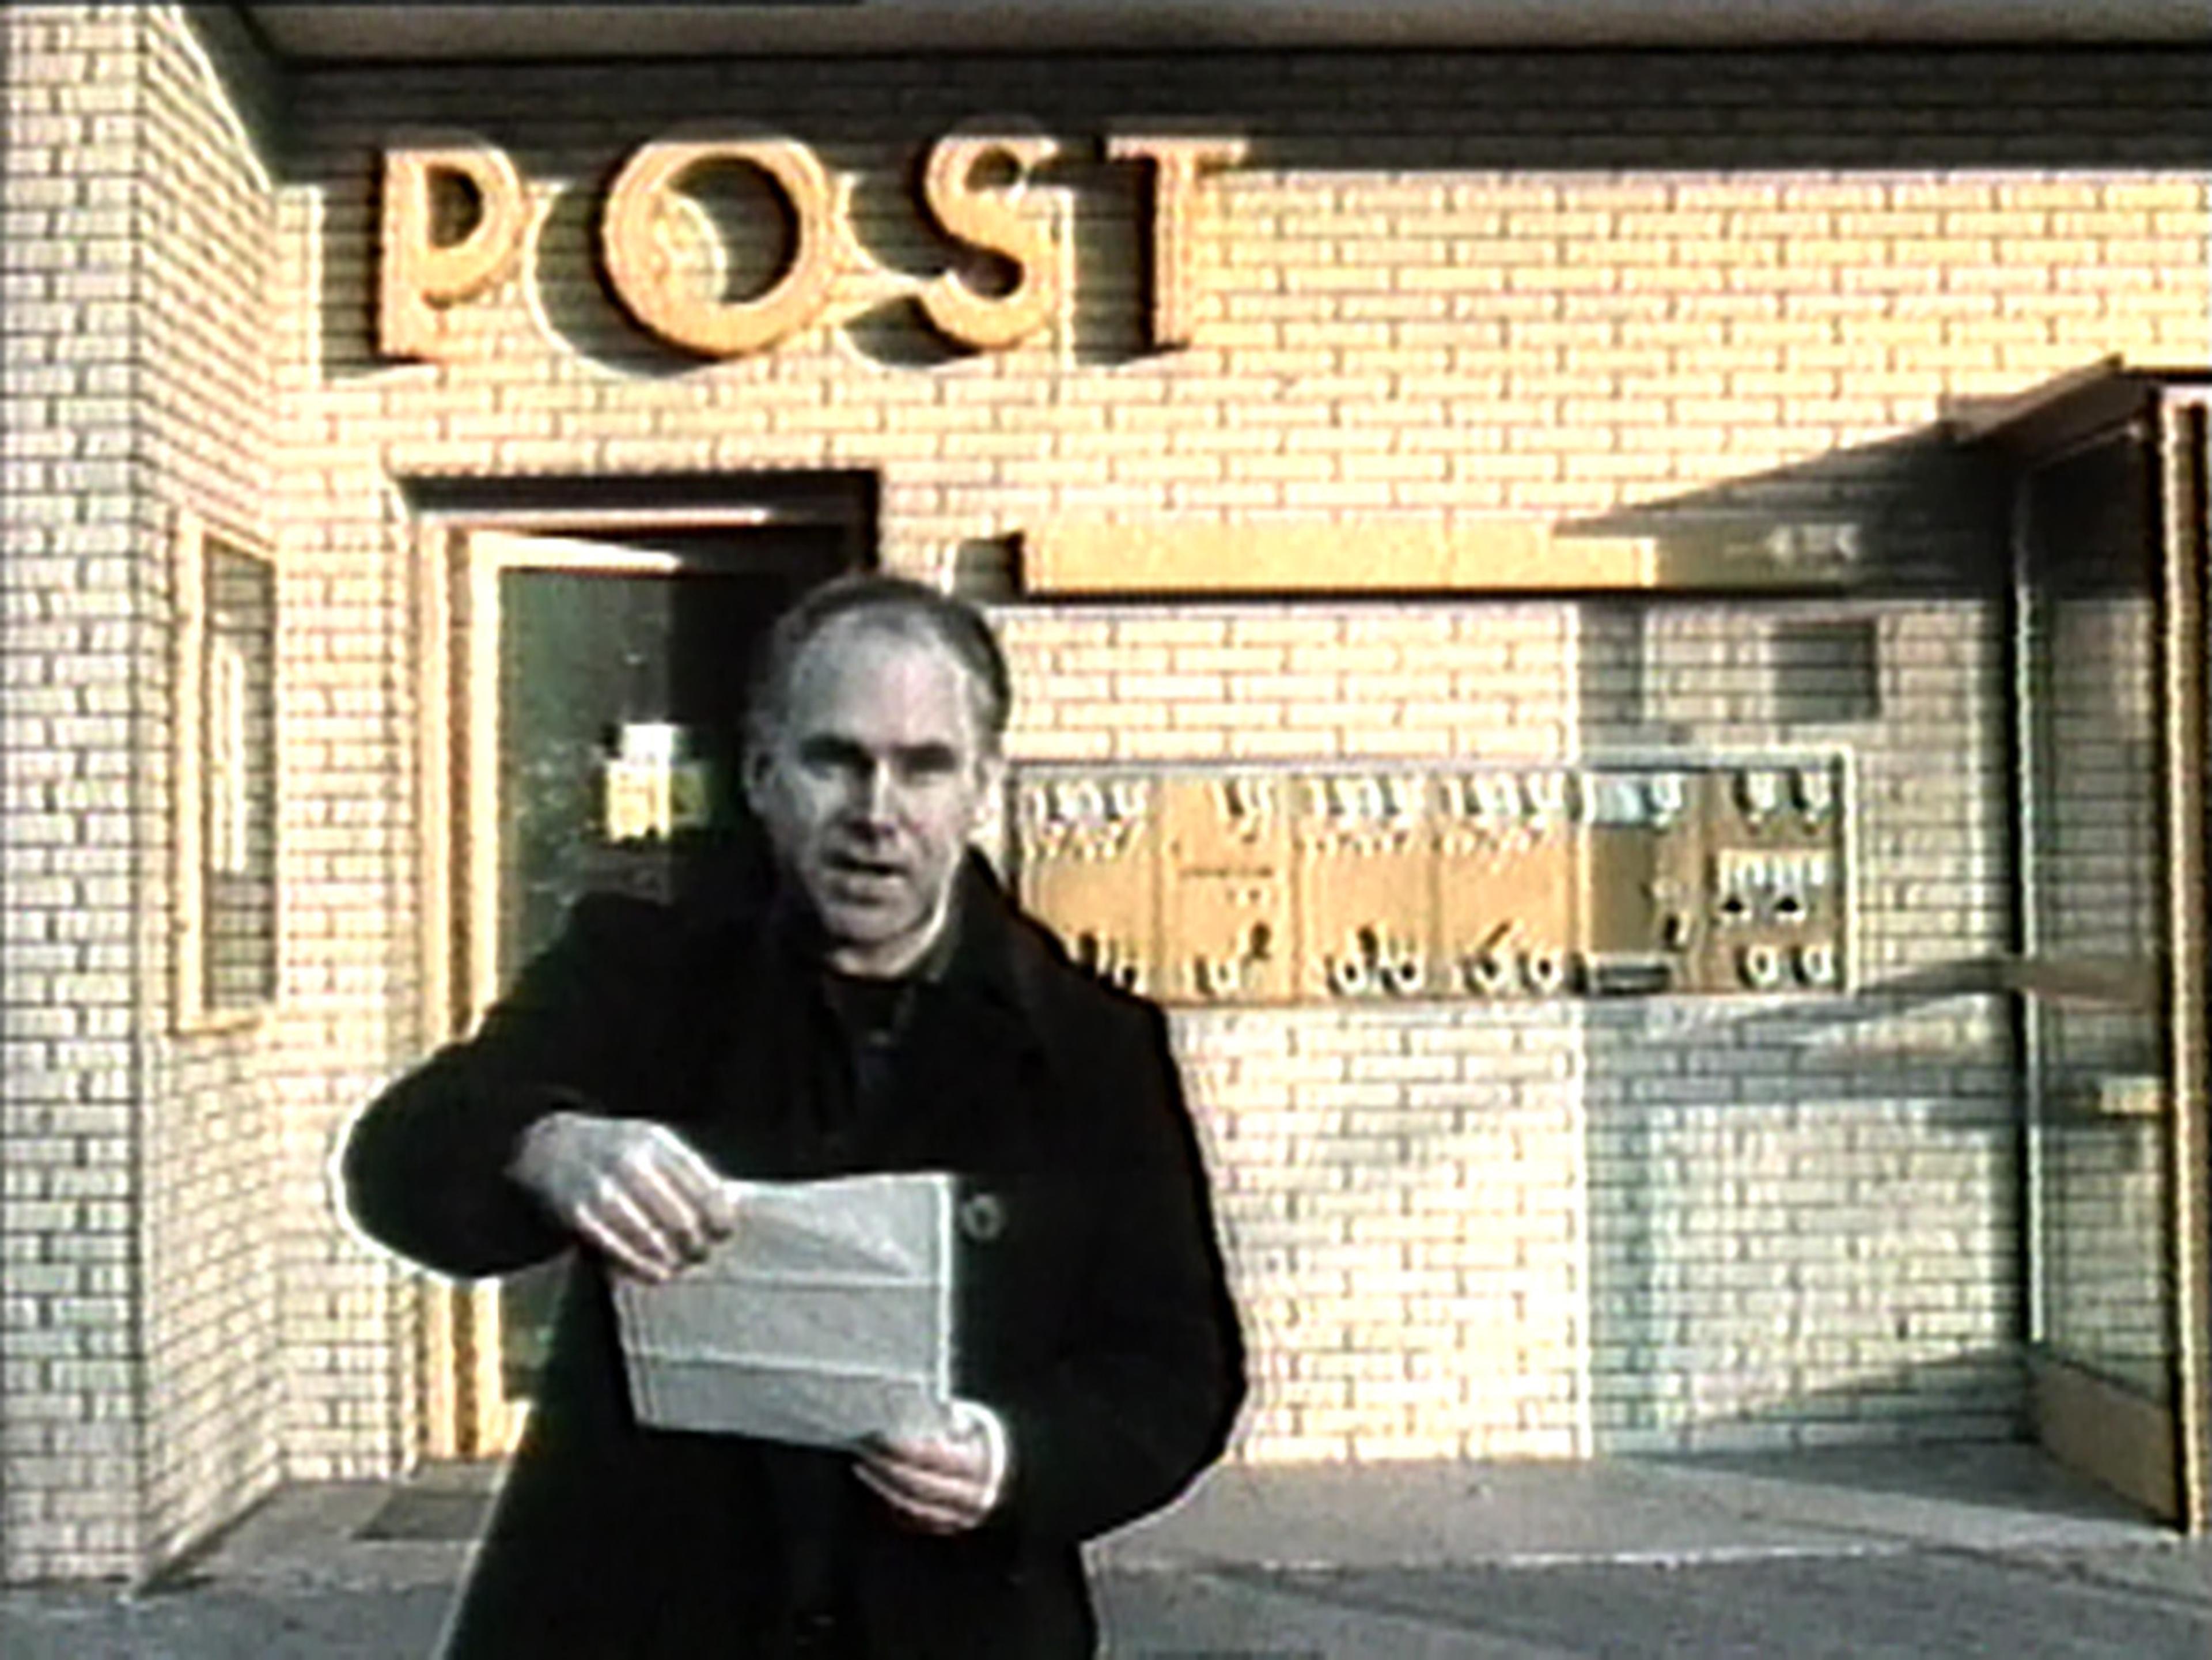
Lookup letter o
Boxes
[601,138,839,358]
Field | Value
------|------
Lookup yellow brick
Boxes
[2106,237,2207,268]
[1943,209,2048,237]
[1623,423,1726,455]
[2053,263,2161,292]
[1115,728,1228,761]
[1059,701,1168,729]
[1729,210,1842,241]
[1562,452,1670,483]
[1839,264,1943,293]
[1229,727,1339,760]
[2050,209,2152,239]
[1890,181,1993,212]
[1675,182,1783,211]
[1673,396,1780,425]
[1610,255,1725,290]
[1557,181,1669,213]
[1892,237,1999,267]
[1778,236,1885,269]
[1995,181,2101,210]
[2103,180,2203,211]
[1338,452,1446,483]
[1777,181,1885,211]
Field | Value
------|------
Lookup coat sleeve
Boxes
[340,893,673,1279]
[993,996,1247,1545]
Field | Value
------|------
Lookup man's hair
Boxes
[745,572,1013,753]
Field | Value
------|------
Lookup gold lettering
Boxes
[917,132,1062,352]
[601,138,840,358]
[377,144,529,361]
[1106,134,1247,350]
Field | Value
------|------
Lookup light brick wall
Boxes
[2,2,292,1583]
[5,26,2209,1578]
[3,2,159,1582]
[997,603,1589,1458]
[276,45,2206,1478]
[133,5,287,1568]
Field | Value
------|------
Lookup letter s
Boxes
[918,131,1062,351]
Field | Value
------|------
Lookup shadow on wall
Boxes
[1609,1349,2031,1459]
[290,45,2209,382]
[1559,426,2009,603]
[1566,425,2024,1456]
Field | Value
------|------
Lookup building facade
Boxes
[3,2,2207,1582]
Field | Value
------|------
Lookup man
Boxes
[343,573,1245,1658]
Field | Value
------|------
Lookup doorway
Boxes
[1974,370,2210,1528]
[416,497,865,1454]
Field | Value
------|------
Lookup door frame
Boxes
[406,487,872,1458]
[1971,369,2210,1529]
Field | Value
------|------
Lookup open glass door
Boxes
[1985,370,2209,1528]
[419,512,861,1456]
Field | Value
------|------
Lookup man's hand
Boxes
[507,1111,737,1282]
[855,1402,1008,1534]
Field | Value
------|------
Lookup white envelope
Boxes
[612,1171,958,1447]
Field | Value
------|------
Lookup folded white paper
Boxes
[612,1171,957,1448]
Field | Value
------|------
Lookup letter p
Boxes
[378,143,529,361]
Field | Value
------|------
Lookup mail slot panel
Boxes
[1296,773,1435,1000]
[1157,774,1294,1003]
[1578,766,1700,996]
[1434,770,1578,1000]
[1010,758,1850,1004]
[1013,774,1160,995]
[1696,762,1848,993]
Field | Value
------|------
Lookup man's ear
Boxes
[740,743,774,815]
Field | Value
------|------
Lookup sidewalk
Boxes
[6,1443,2210,1657]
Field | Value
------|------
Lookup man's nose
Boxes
[847,761,896,826]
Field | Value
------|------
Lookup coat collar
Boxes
[714,847,1035,1033]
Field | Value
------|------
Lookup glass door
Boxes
[437,520,857,1453]
[2001,376,2209,1528]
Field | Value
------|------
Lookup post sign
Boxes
[378,129,1245,363]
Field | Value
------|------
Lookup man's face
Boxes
[745,617,1003,977]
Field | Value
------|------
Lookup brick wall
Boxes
[1582,599,2017,1451]
[998,592,2016,1457]
[132,5,288,1568]
[5,21,2209,1578]
[2,2,292,1582]
[4,2,159,1582]
[276,43,2207,1477]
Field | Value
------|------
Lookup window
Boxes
[174,508,276,1028]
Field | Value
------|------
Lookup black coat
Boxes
[343,856,1246,1658]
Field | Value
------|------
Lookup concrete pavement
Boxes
[6,1443,2210,1657]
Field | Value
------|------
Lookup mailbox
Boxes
[1011,757,1850,1005]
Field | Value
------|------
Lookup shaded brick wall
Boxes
[997,593,2014,1457]
[132,5,288,1569]
[2,2,292,1582]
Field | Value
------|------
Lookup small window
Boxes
[174,508,277,1029]
[1771,619,1880,725]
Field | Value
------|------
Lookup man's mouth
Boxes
[823,853,906,893]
